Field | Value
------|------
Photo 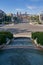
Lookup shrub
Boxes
[32,32,43,45]
[0,34,6,45]
[0,31,13,45]
[0,31,13,39]
[5,32,13,39]
[32,32,38,39]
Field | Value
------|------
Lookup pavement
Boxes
[0,23,43,31]
[0,23,43,37]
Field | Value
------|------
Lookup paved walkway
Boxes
[13,32,31,37]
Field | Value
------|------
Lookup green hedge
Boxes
[0,31,13,45]
[5,32,13,39]
[0,31,13,39]
[32,32,43,45]
[0,34,6,45]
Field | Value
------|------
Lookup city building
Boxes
[39,12,43,23]
[16,12,30,23]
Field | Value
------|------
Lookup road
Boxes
[0,23,43,35]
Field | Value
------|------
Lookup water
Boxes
[0,48,43,65]
[0,37,43,65]
[10,37,33,46]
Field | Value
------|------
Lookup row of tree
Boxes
[30,15,39,22]
[0,15,20,24]
[0,15,12,24]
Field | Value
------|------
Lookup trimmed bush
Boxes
[0,31,13,45]
[32,32,38,39]
[0,31,13,39]
[32,32,43,45]
[0,34,6,45]
[5,32,13,39]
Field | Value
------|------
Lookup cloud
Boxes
[27,6,36,10]
[15,8,23,11]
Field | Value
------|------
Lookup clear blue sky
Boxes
[0,0,43,14]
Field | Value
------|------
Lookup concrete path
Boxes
[13,32,31,37]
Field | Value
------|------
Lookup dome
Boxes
[0,10,6,19]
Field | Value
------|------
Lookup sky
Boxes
[0,0,43,14]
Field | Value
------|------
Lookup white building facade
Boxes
[39,12,43,23]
